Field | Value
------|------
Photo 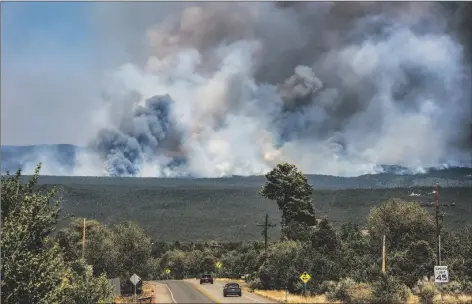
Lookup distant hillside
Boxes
[13,168,472,190]
[2,158,471,241]
[42,183,472,241]
[1,144,79,173]
[1,144,472,189]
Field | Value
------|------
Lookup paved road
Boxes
[185,279,279,303]
[154,279,279,303]
[160,280,214,303]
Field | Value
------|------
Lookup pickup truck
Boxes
[200,274,214,284]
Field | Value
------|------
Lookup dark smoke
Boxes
[69,2,472,177]
[92,95,186,176]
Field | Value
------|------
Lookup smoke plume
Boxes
[7,2,472,177]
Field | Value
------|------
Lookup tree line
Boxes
[1,163,472,303]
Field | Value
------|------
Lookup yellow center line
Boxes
[186,281,223,304]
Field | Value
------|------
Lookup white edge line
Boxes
[215,282,265,303]
[166,283,177,304]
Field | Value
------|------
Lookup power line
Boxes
[420,184,456,265]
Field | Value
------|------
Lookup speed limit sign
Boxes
[434,266,449,283]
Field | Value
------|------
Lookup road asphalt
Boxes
[154,279,279,303]
[158,280,214,303]
[185,279,279,303]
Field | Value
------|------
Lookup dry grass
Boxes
[433,294,472,304]
[252,289,341,304]
[142,282,153,295]
[216,278,245,284]
[114,282,153,303]
[114,295,135,304]
[249,289,472,304]
[406,295,420,304]
[406,293,472,304]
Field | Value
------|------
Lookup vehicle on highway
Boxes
[200,274,214,284]
[223,282,242,297]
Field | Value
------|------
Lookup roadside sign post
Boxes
[434,266,449,283]
[434,266,448,304]
[130,273,141,299]
[299,272,311,297]
[165,268,171,280]
[216,261,222,278]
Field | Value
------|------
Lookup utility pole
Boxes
[82,218,86,259]
[420,185,456,265]
[382,235,387,274]
[257,214,276,256]
[16,177,20,198]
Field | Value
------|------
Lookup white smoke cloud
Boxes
[3,2,471,177]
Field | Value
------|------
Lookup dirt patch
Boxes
[149,282,173,303]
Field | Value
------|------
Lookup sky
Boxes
[1,2,102,146]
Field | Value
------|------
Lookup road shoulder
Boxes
[149,281,174,303]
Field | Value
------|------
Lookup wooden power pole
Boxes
[382,235,387,273]
[82,218,86,259]
[420,185,456,265]
[257,214,276,256]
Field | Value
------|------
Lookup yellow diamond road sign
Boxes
[216,261,222,269]
[300,272,311,283]
[165,268,171,274]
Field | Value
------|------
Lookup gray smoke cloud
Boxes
[92,95,187,176]
[83,1,471,177]
[7,2,471,177]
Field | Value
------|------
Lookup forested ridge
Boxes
[1,163,471,303]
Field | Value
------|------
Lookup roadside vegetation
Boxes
[0,165,115,303]
[2,163,472,303]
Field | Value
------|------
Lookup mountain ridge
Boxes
[1,144,471,189]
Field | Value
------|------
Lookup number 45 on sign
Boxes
[434,266,449,283]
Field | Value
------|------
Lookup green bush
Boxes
[413,279,437,304]
[326,278,372,304]
[371,274,409,304]
[327,278,355,301]
[348,283,372,304]
[318,280,337,295]
[257,241,307,293]
[62,259,115,304]
[248,279,263,290]
[439,281,463,296]
[462,280,472,295]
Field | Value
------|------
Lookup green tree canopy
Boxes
[367,198,436,250]
[56,218,118,278]
[159,250,187,279]
[1,165,114,303]
[339,222,380,282]
[442,225,472,281]
[389,240,436,287]
[61,259,115,304]
[258,241,306,292]
[260,163,316,240]
[311,219,343,255]
[1,165,67,303]
[110,221,154,286]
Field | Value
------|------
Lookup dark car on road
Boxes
[200,274,214,284]
[223,282,242,297]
